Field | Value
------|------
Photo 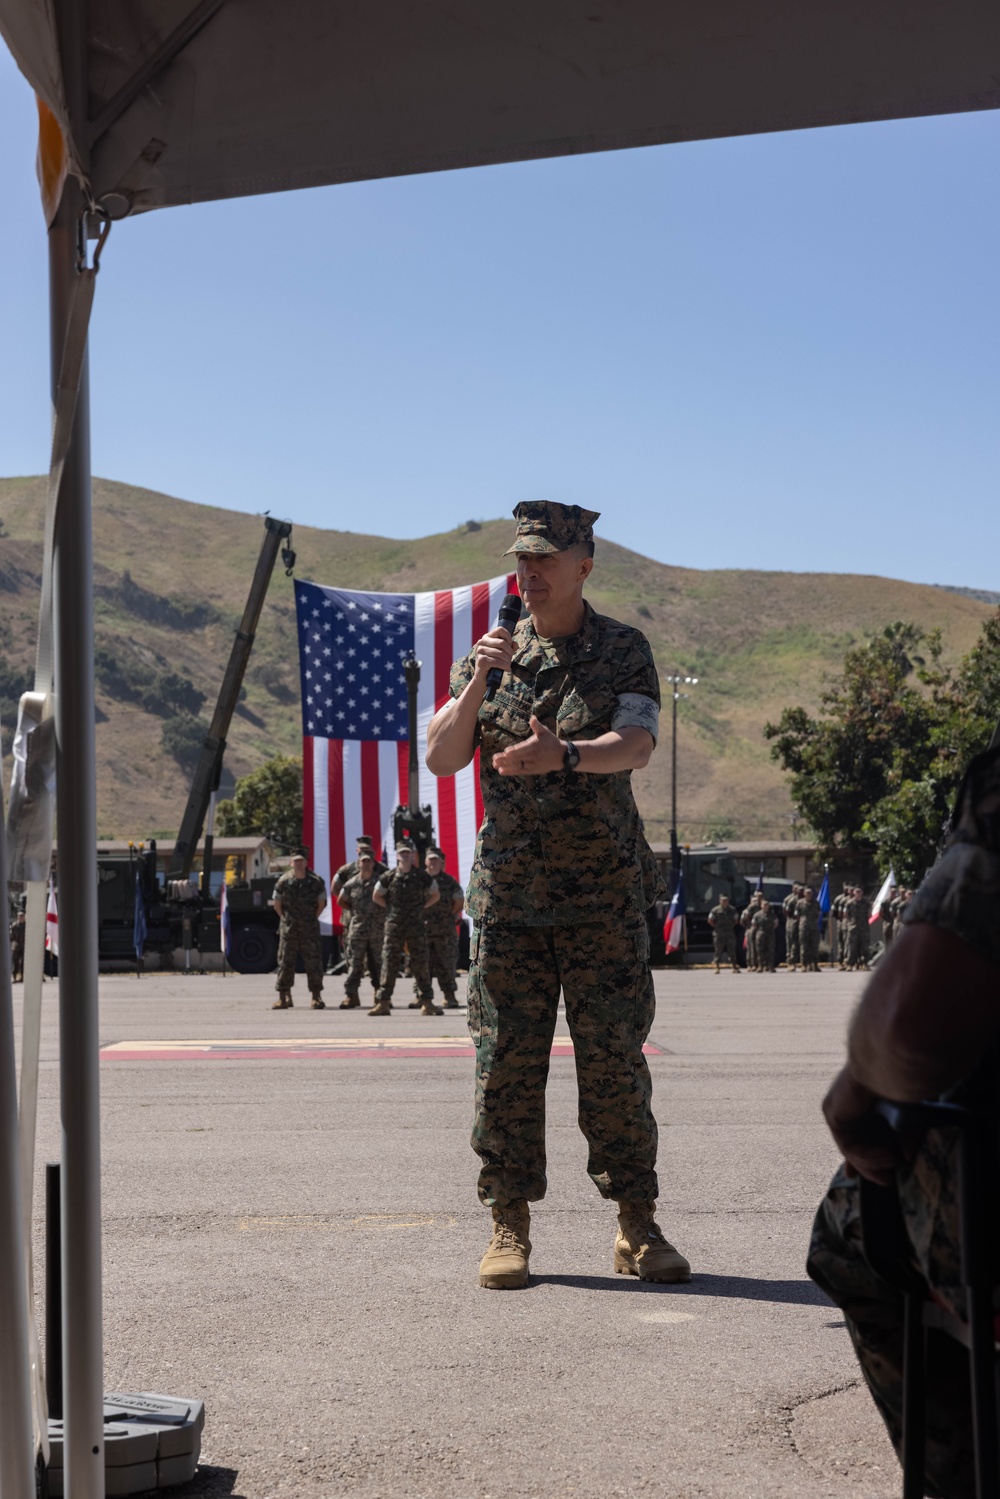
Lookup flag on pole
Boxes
[663,870,687,954]
[220,881,232,959]
[296,573,517,931]
[870,868,896,925]
[44,877,58,956]
[817,865,831,937]
[133,871,148,962]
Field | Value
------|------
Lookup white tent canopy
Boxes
[1,1,999,215]
[0,5,998,1499]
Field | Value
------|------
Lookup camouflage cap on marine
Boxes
[395,840,416,854]
[502,501,600,556]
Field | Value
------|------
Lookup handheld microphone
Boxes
[484,593,522,702]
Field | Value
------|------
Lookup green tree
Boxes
[764,629,940,855]
[217,754,303,851]
[765,609,1000,884]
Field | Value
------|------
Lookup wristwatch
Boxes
[563,740,581,772]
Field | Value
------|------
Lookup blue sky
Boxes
[1,39,997,588]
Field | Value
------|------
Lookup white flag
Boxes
[869,869,896,926]
[45,877,58,955]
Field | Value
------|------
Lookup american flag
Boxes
[296,572,517,931]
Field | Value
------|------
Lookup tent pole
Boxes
[49,180,105,1499]
[0,811,35,1496]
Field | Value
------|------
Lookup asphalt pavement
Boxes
[18,962,900,1498]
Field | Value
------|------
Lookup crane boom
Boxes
[169,516,292,879]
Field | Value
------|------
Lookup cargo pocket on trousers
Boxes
[636,922,655,1046]
[466,927,482,1047]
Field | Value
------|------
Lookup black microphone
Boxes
[484,593,522,702]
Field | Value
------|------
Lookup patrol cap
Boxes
[292,848,308,860]
[395,840,416,854]
[427,846,444,860]
[502,501,600,557]
[355,835,373,848]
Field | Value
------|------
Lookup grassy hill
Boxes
[0,475,992,842]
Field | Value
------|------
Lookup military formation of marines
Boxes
[710,879,905,972]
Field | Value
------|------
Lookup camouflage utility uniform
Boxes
[832,891,848,968]
[783,890,800,967]
[333,853,386,966]
[847,893,870,969]
[796,895,821,970]
[375,866,436,1005]
[752,906,777,971]
[451,598,664,1207]
[273,869,326,1000]
[9,917,25,982]
[340,871,385,1003]
[808,744,1000,1499]
[421,870,464,1006]
[708,903,739,971]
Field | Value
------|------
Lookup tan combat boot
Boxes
[271,992,293,1010]
[614,1201,691,1283]
[311,995,326,1009]
[420,1001,444,1016]
[479,1201,531,1289]
[368,1000,392,1016]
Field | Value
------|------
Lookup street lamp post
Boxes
[666,673,699,872]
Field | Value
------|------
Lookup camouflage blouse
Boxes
[905,744,1000,968]
[272,870,326,926]
[375,866,437,925]
[450,601,663,926]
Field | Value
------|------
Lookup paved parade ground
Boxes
[19,965,900,1499]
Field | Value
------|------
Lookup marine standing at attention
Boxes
[338,853,385,1009]
[708,894,740,974]
[272,851,328,1010]
[426,500,689,1291]
[410,846,464,1009]
[369,842,440,1017]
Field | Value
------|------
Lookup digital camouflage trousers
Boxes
[467,919,658,1208]
[713,930,739,968]
[275,920,324,996]
[418,927,458,1000]
[378,919,432,1003]
[786,917,800,965]
[344,927,383,1000]
[808,1139,978,1499]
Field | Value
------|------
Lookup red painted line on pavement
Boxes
[100,1040,664,1063]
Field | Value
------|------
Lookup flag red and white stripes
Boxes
[297,572,516,931]
[45,876,58,955]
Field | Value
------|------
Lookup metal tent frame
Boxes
[0,4,997,1496]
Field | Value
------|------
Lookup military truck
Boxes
[647,844,794,964]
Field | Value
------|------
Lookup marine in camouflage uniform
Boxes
[272,854,327,1008]
[879,885,898,949]
[332,836,387,969]
[783,886,801,967]
[370,844,439,1015]
[708,897,740,973]
[9,911,26,982]
[430,500,689,1290]
[847,888,870,969]
[796,888,821,971]
[832,890,849,969]
[410,847,464,1008]
[808,744,1000,1499]
[338,855,385,1008]
[741,893,761,971]
[751,901,777,972]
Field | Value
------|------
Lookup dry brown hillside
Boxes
[0,475,992,841]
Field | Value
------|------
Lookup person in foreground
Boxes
[808,743,1000,1499]
[426,500,690,1290]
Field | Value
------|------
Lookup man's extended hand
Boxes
[492,715,564,777]
[821,1066,905,1186]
